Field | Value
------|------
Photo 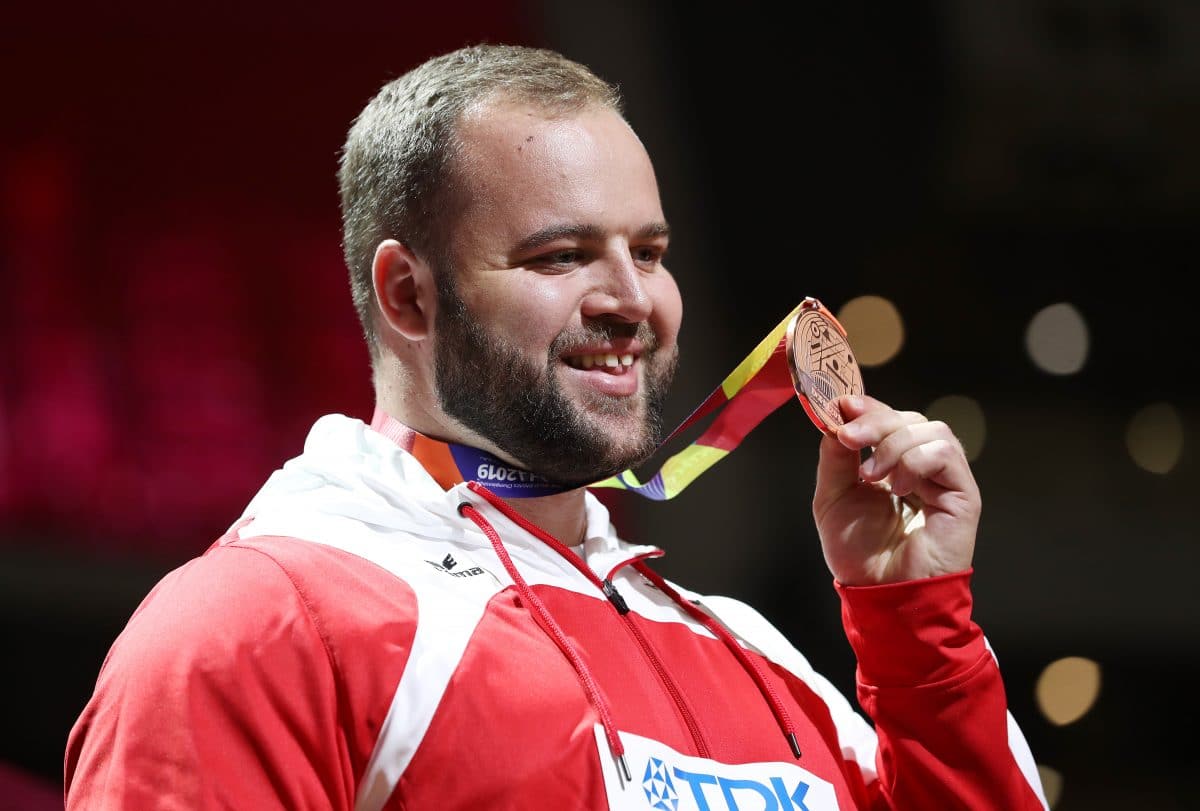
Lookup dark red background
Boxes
[1,4,538,558]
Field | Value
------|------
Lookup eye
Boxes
[527,248,586,273]
[632,244,667,267]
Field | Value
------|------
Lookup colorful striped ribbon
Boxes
[589,299,813,501]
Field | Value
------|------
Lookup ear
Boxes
[372,239,435,341]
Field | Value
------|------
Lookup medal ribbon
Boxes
[370,408,578,498]
[379,298,832,500]
[588,300,808,500]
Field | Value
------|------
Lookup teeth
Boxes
[565,353,637,370]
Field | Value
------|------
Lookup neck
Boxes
[369,404,591,546]
[493,488,589,547]
[374,369,455,447]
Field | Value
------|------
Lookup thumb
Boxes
[812,432,862,519]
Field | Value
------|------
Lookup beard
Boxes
[432,273,678,488]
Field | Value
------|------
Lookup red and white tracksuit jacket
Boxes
[65,413,1048,810]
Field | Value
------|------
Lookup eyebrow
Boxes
[513,221,671,254]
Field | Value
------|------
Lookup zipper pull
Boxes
[602,579,630,615]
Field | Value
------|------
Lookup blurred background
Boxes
[2,1,1197,808]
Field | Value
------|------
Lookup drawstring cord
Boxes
[462,480,801,768]
[632,562,802,759]
[457,498,632,784]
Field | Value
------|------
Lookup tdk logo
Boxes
[641,757,812,811]
[475,463,549,484]
[642,759,679,810]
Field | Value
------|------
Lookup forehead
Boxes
[450,101,664,242]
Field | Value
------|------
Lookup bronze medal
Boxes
[785,297,865,435]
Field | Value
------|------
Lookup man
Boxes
[65,44,1048,809]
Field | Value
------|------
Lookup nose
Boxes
[580,251,653,324]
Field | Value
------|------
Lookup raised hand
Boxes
[811,395,980,586]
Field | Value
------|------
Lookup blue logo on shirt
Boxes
[642,758,679,810]
[643,757,812,811]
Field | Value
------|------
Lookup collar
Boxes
[238,411,661,582]
[369,407,463,491]
[367,407,619,545]
[370,407,577,498]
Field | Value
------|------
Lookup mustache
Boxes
[549,321,659,357]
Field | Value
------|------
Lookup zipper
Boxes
[605,557,712,759]
[467,482,712,758]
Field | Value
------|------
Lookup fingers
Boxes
[869,427,967,500]
[835,395,928,454]
[834,395,978,503]
[813,396,896,513]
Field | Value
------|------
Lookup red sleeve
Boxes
[836,569,1046,810]
[64,544,355,810]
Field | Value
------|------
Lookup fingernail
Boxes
[860,456,876,478]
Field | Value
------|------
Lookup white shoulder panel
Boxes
[242,515,505,811]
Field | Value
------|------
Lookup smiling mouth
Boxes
[563,353,635,371]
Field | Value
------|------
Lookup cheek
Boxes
[489,286,573,344]
[650,274,684,347]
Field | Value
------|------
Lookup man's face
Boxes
[429,101,683,486]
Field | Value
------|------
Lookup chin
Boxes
[577,389,645,420]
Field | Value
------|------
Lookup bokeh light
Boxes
[1125,402,1184,474]
[836,295,905,367]
[1036,656,1102,726]
[1025,303,1089,375]
[925,394,987,461]
[1037,765,1064,809]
